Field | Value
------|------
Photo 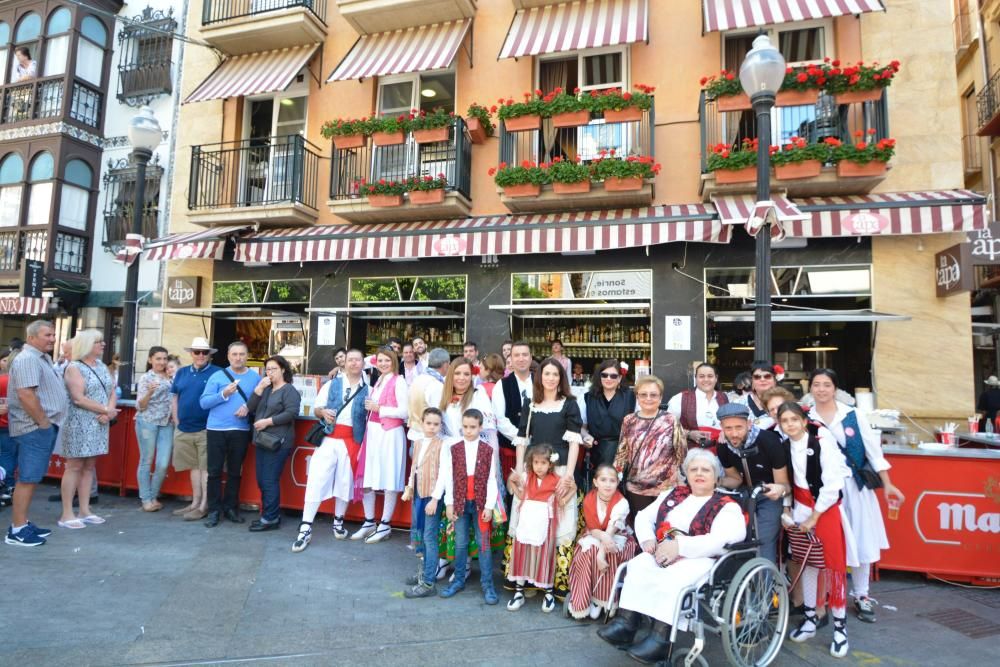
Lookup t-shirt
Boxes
[170,363,220,433]
[717,428,787,486]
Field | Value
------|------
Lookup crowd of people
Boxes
[0,323,905,662]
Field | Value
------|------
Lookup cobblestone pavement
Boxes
[3,487,998,666]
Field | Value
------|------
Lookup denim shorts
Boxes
[14,425,58,484]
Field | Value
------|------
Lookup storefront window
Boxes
[213,279,310,305]
[512,270,652,301]
[349,276,467,303]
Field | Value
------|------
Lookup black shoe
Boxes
[224,509,245,524]
[626,620,672,664]
[597,609,640,648]
[249,519,280,532]
[204,511,221,528]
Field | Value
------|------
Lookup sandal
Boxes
[507,591,526,611]
[292,523,312,553]
[830,618,849,658]
[542,592,556,613]
[58,518,86,529]
[790,606,818,643]
[80,514,105,525]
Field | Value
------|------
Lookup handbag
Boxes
[786,527,826,568]
[859,461,884,490]
[254,429,284,452]
[304,422,326,446]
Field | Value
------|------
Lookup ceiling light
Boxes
[730,338,755,351]
[796,337,839,352]
[280,98,295,106]
[421,88,436,98]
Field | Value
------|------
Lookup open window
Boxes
[10,13,40,83]
[242,79,308,205]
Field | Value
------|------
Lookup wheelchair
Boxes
[607,485,789,667]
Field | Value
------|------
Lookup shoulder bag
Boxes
[252,386,284,452]
[305,382,362,446]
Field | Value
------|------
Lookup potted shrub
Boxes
[706,138,761,184]
[368,114,409,146]
[770,136,828,180]
[776,65,825,107]
[590,150,661,191]
[829,131,895,177]
[824,59,900,105]
[701,71,749,112]
[406,173,448,205]
[321,118,368,150]
[490,160,550,197]
[544,87,592,128]
[359,178,407,207]
[465,103,496,144]
[589,84,655,123]
[409,108,453,144]
[498,91,544,132]
[547,156,592,194]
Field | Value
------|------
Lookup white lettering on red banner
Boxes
[915,491,1000,546]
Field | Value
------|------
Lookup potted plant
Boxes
[828,131,895,177]
[590,150,661,191]
[368,114,409,146]
[359,178,407,207]
[406,173,448,205]
[321,118,368,150]
[497,91,545,132]
[770,136,828,180]
[824,59,900,105]
[705,138,761,184]
[544,87,592,128]
[409,108,453,144]
[701,71,749,112]
[490,160,550,197]
[589,84,655,123]
[465,103,496,144]
[776,65,825,107]
[547,156,592,194]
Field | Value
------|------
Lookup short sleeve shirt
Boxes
[717,429,787,486]
[7,344,68,436]
[170,363,220,432]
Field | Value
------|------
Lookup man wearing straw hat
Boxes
[169,337,220,521]
[977,375,1000,432]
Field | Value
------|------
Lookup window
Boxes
[213,279,311,305]
[42,7,71,77]
[26,152,53,227]
[76,16,107,86]
[59,159,92,231]
[962,87,982,173]
[117,9,176,101]
[0,153,24,228]
[11,12,41,84]
[101,160,162,247]
[53,232,85,273]
[0,22,10,86]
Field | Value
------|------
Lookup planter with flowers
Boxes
[824,59,900,105]
[828,131,895,178]
[544,88,593,128]
[490,160,550,197]
[368,114,409,146]
[359,179,407,207]
[466,103,496,144]
[770,136,828,180]
[546,156,592,194]
[405,174,449,205]
[701,70,749,111]
[589,84,655,123]
[498,92,545,132]
[706,138,760,184]
[590,150,661,191]
[321,118,368,150]
[409,108,453,144]
[775,65,825,107]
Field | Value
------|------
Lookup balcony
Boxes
[188,135,320,227]
[1,77,64,125]
[0,228,86,278]
[336,0,476,34]
[328,118,472,223]
[102,161,164,251]
[201,0,327,55]
[954,9,976,61]
[699,91,891,200]
[978,70,1000,136]
[496,108,655,214]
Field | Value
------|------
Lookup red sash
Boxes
[524,471,559,503]
[793,486,848,607]
[583,489,625,532]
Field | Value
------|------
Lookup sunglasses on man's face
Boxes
[600,372,620,379]
[191,350,210,356]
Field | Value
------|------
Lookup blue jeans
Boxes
[415,495,442,585]
[0,426,17,484]
[755,496,783,564]
[255,444,292,522]
[135,418,174,502]
[12,425,57,484]
[452,499,494,591]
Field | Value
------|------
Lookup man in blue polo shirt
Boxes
[169,337,221,521]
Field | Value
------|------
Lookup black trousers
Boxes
[206,429,251,512]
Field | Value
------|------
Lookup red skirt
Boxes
[509,511,559,588]
[792,486,848,608]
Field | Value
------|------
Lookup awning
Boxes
[185,44,319,103]
[234,206,727,263]
[499,0,648,60]
[783,190,987,238]
[712,194,808,226]
[145,225,251,261]
[0,295,49,315]
[328,19,471,82]
[702,0,885,33]
[708,308,909,323]
[159,307,303,320]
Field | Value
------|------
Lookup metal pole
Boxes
[752,92,775,362]
[118,147,151,400]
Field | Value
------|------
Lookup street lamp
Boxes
[118,106,161,399]
[739,34,785,362]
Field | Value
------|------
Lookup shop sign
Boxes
[432,235,467,257]
[913,487,1000,546]
[843,212,889,235]
[664,315,691,351]
[584,271,652,299]
[19,259,43,298]
[165,276,201,308]
[935,244,973,297]
[966,222,1000,265]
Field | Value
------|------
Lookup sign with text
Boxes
[664,315,692,350]
[935,243,974,297]
[19,259,43,297]
[164,276,201,309]
[585,271,652,299]
[966,222,1000,265]
[843,211,890,235]
[432,235,467,257]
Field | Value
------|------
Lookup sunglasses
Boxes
[752,373,773,380]
[191,350,210,356]
[600,372,620,379]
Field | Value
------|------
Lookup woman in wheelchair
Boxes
[598,448,747,664]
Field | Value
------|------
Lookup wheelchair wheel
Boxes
[671,648,709,667]
[720,558,788,667]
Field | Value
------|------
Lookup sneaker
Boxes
[350,520,376,541]
[26,521,52,538]
[364,522,392,544]
[405,573,421,586]
[291,524,312,553]
[483,587,499,606]
[854,597,876,623]
[404,582,438,599]
[332,520,348,540]
[439,581,465,598]
[5,525,45,547]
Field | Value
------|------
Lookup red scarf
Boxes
[583,489,625,532]
[523,471,559,502]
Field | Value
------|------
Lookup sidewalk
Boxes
[3,485,997,666]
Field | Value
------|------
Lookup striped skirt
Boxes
[566,535,639,618]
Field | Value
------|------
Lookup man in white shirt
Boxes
[491,341,532,484]
[407,348,450,442]
[666,362,727,448]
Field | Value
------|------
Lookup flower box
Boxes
[603,107,643,123]
[837,161,887,178]
[372,131,405,146]
[504,114,541,132]
[716,93,752,112]
[413,127,449,144]
[603,176,643,192]
[553,180,591,194]
[466,117,488,144]
[333,134,365,150]
[774,159,822,180]
[409,188,445,205]
[368,194,404,207]
[551,110,591,128]
[776,89,819,107]
[714,166,756,185]
[834,89,883,105]
[502,183,542,197]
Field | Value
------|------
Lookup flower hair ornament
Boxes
[773,364,785,382]
[549,452,559,463]
[620,361,630,376]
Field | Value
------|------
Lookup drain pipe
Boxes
[979,6,998,220]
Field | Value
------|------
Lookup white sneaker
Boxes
[291,524,312,553]
[350,520,376,541]
[364,522,392,544]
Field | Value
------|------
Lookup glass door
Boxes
[372,79,416,184]
[245,94,306,204]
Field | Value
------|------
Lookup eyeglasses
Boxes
[265,367,280,373]
[600,372,620,379]
[191,350,210,356]
[637,392,661,399]
[752,373,774,380]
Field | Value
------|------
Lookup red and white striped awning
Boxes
[0,295,49,315]
[782,190,987,237]
[499,0,648,60]
[702,0,884,33]
[328,19,472,82]
[234,206,727,264]
[185,44,319,103]
[145,225,251,262]
[712,194,809,226]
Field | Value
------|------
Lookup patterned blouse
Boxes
[137,370,173,426]
[614,411,685,496]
